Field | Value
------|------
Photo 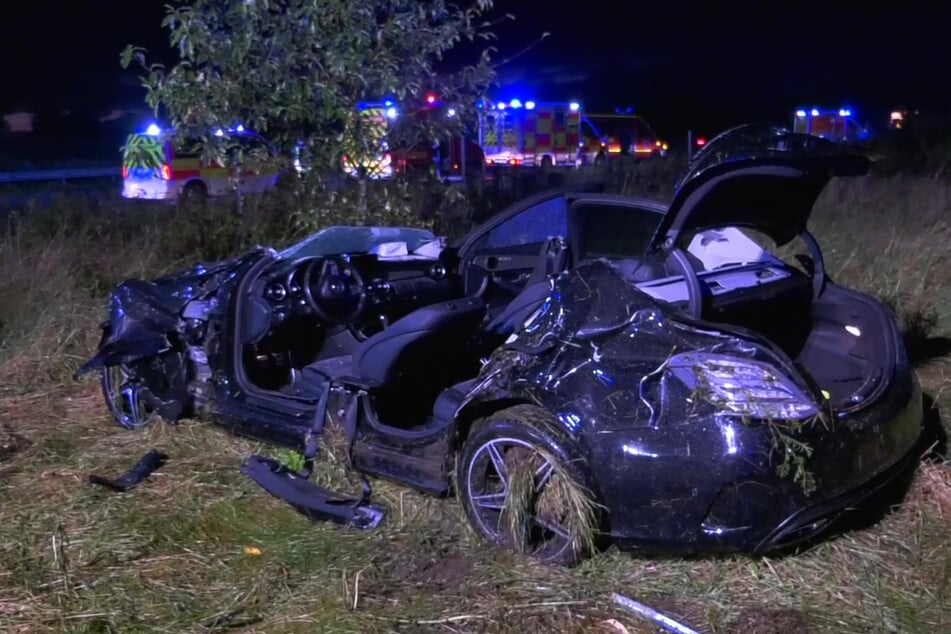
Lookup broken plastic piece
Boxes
[240,455,386,530]
[611,592,704,634]
[88,449,169,492]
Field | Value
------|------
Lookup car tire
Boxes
[100,364,160,430]
[456,404,605,566]
[180,180,208,206]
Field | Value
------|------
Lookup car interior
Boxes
[235,187,885,430]
[235,224,575,430]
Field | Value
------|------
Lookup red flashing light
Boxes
[161,164,172,180]
[696,137,707,147]
[426,93,437,104]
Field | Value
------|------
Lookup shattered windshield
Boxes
[680,124,842,187]
[278,226,439,260]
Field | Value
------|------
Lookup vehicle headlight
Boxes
[667,352,819,420]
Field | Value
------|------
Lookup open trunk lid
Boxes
[648,125,871,252]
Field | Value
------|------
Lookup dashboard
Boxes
[254,252,456,332]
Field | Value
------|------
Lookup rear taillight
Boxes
[122,166,129,178]
[161,164,171,180]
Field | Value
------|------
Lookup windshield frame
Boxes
[276,225,440,260]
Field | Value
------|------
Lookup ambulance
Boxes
[478,99,583,167]
[341,101,395,179]
[121,124,282,201]
[792,107,869,143]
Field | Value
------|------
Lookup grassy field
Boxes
[0,164,949,633]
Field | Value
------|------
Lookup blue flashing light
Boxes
[214,128,225,137]
[385,107,398,119]
[447,108,457,117]
[144,123,162,136]
[626,106,633,113]
[839,108,852,117]
[810,108,820,116]
[235,124,245,133]
[476,100,484,109]
[509,98,522,108]
[795,109,807,117]
[384,99,394,107]
[497,101,506,110]
[525,100,536,110]
[569,101,580,112]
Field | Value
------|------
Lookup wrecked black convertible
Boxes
[78,125,924,565]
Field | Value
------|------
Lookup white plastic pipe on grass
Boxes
[611,592,704,634]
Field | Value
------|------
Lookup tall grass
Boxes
[0,162,948,633]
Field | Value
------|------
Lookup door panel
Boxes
[460,195,569,311]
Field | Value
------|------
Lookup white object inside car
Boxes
[686,227,773,271]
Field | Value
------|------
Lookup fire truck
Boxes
[391,93,485,180]
[478,99,583,168]
[792,107,869,143]
[345,94,484,180]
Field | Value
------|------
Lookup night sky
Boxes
[1,1,947,136]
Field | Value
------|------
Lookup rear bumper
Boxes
[591,365,924,555]
[753,368,924,553]
[753,437,919,553]
[122,178,181,200]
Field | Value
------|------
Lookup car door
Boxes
[566,195,667,272]
[457,193,569,312]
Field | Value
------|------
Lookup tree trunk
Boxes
[357,173,368,218]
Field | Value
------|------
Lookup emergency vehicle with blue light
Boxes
[341,102,396,179]
[121,123,281,201]
[344,94,484,180]
[792,107,869,143]
[478,99,583,167]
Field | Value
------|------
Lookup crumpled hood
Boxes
[75,249,266,377]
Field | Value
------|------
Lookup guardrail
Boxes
[0,166,121,184]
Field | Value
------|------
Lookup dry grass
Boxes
[0,168,949,633]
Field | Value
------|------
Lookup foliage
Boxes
[120,0,503,211]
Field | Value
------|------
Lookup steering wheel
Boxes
[303,256,366,324]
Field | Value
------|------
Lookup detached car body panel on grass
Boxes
[80,125,924,562]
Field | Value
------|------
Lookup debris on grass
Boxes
[0,423,30,460]
[87,448,169,492]
[612,592,704,634]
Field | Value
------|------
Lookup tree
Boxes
[121,0,503,215]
